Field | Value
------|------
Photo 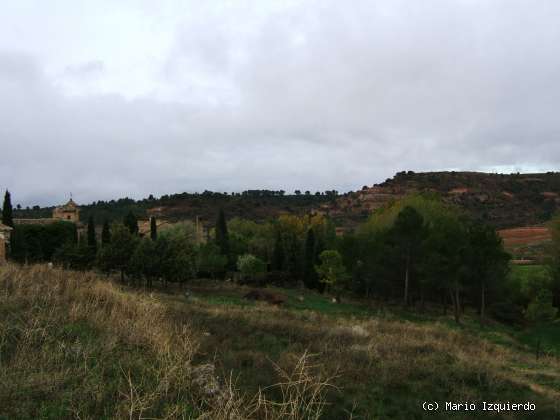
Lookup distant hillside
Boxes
[322,171,560,229]
[14,190,336,226]
[13,172,560,230]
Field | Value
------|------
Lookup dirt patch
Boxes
[243,289,287,305]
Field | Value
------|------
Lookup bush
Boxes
[237,254,266,282]
[10,222,77,263]
[264,270,292,287]
[489,301,525,325]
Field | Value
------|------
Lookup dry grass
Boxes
[165,288,560,418]
[0,264,332,419]
[1,264,559,418]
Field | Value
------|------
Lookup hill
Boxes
[2,264,559,419]
[13,172,560,231]
[321,171,560,230]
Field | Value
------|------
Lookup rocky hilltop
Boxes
[321,171,560,229]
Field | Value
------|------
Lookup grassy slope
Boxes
[2,265,560,419]
[164,282,560,419]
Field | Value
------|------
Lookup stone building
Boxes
[0,223,13,264]
[52,198,80,222]
[14,198,84,237]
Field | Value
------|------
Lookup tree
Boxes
[101,220,111,245]
[271,229,285,271]
[237,254,267,283]
[422,216,468,323]
[303,228,319,290]
[2,190,13,227]
[123,211,138,235]
[150,216,157,240]
[390,206,425,306]
[97,223,138,282]
[315,250,347,301]
[196,243,228,279]
[87,215,97,253]
[547,214,560,307]
[215,208,230,261]
[130,238,159,287]
[11,222,77,263]
[525,289,558,359]
[156,235,196,287]
[466,222,510,324]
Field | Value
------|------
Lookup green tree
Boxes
[130,238,159,287]
[123,211,138,235]
[97,223,138,282]
[390,206,425,306]
[547,214,560,307]
[196,243,228,279]
[101,220,111,245]
[315,250,348,301]
[237,253,267,283]
[150,216,157,240]
[422,216,468,323]
[156,235,196,287]
[87,215,97,253]
[466,223,510,324]
[303,228,319,290]
[2,190,13,228]
[271,229,285,271]
[525,289,558,359]
[215,208,230,263]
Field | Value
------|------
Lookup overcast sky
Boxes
[1,0,560,206]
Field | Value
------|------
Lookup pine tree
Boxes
[101,220,111,245]
[2,190,14,227]
[123,211,138,235]
[150,216,157,240]
[391,206,425,306]
[87,215,97,252]
[215,209,229,257]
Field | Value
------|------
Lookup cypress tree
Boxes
[271,230,285,271]
[101,220,111,245]
[150,216,157,240]
[215,209,229,256]
[2,190,14,227]
[87,215,97,252]
[303,228,318,289]
[124,211,138,235]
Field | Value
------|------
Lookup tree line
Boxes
[3,189,559,326]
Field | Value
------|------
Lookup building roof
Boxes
[58,198,78,210]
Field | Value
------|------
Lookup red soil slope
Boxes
[498,226,551,248]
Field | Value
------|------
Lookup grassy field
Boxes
[1,264,560,419]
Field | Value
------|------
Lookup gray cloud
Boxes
[1,0,560,206]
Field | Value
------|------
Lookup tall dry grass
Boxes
[0,264,332,419]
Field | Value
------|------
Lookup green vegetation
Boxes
[2,190,13,227]
[2,265,559,419]
[4,189,560,418]
[10,221,77,263]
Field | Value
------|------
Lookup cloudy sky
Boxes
[1,0,560,206]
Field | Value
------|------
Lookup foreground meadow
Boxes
[1,264,559,419]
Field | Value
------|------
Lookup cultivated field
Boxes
[498,226,552,263]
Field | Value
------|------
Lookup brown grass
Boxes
[1,264,559,418]
[0,264,332,419]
